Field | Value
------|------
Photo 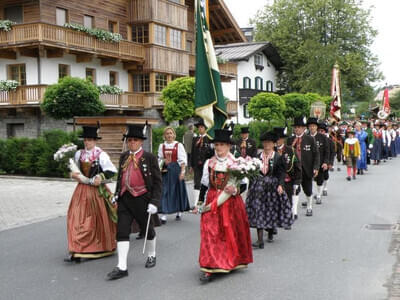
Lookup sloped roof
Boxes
[215,42,283,69]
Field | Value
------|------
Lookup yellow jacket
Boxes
[343,138,361,158]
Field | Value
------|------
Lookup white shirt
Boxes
[158,141,187,166]
[74,147,117,173]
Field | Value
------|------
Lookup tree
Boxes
[160,77,195,123]
[248,92,286,123]
[282,93,309,119]
[252,0,382,103]
[41,77,104,119]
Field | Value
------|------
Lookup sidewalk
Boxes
[0,176,194,231]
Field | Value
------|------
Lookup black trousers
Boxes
[297,169,313,197]
[117,191,155,241]
[314,167,329,185]
[193,165,204,190]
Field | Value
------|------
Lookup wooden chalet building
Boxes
[0,0,244,143]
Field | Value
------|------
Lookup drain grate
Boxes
[365,224,400,230]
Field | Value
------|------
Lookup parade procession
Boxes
[2,0,400,299]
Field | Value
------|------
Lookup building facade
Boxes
[0,0,245,140]
[216,42,283,124]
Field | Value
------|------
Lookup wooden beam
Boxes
[100,58,118,66]
[123,62,140,70]
[0,50,17,59]
[76,54,93,63]
[46,48,63,58]
[212,28,235,38]
[19,48,38,58]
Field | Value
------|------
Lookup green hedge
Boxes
[0,129,82,177]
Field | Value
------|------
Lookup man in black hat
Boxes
[287,116,320,217]
[307,117,330,205]
[274,127,302,220]
[107,124,162,280]
[190,119,214,211]
[318,121,335,197]
[236,127,258,158]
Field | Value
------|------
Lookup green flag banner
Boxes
[194,0,227,138]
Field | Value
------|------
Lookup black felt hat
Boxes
[122,124,147,141]
[195,119,207,128]
[260,131,278,142]
[318,121,328,132]
[79,126,101,139]
[273,127,288,138]
[240,127,249,134]
[292,116,307,127]
[213,129,233,144]
[307,117,319,126]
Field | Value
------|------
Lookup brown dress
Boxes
[67,152,117,259]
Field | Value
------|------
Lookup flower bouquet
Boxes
[53,143,87,182]
[199,156,262,213]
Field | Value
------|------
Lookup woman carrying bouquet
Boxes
[197,129,253,282]
[65,126,117,262]
[246,131,292,248]
[158,127,190,224]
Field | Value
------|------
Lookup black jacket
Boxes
[190,135,214,168]
[257,151,286,187]
[327,136,336,165]
[115,150,162,207]
[235,138,258,158]
[310,133,330,166]
[287,134,320,179]
[278,145,302,185]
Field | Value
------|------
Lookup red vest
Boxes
[120,149,147,197]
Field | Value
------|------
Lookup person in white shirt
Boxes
[158,127,190,223]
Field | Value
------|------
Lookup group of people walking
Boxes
[62,116,399,282]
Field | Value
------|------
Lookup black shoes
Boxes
[301,201,307,207]
[346,176,351,181]
[293,214,298,220]
[252,241,264,249]
[63,255,81,263]
[306,209,313,216]
[360,169,364,175]
[145,256,156,268]
[175,215,181,221]
[352,175,356,180]
[200,272,213,282]
[161,219,167,225]
[322,190,328,196]
[136,233,144,240]
[316,196,322,205]
[107,267,128,280]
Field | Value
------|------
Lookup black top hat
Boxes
[273,127,288,138]
[240,127,249,134]
[122,124,147,141]
[292,116,307,127]
[213,129,233,144]
[307,117,319,126]
[195,119,207,128]
[79,126,101,139]
[260,131,278,142]
[318,122,328,132]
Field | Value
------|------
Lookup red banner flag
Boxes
[383,88,390,114]
[330,63,341,121]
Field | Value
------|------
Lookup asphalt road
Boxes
[0,159,399,300]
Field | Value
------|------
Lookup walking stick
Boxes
[142,212,151,255]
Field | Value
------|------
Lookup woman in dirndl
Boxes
[158,127,190,224]
[371,121,383,164]
[65,126,117,262]
[246,131,292,248]
[196,129,253,282]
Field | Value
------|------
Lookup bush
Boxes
[41,77,104,120]
[0,129,83,177]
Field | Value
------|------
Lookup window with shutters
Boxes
[132,24,149,43]
[58,64,70,79]
[56,8,68,26]
[84,15,94,29]
[85,68,96,84]
[109,71,118,86]
[154,25,166,46]
[133,74,150,92]
[170,29,181,49]
[155,73,168,92]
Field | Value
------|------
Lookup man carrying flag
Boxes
[330,63,342,121]
[194,0,228,138]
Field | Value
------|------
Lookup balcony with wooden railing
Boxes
[0,85,147,110]
[0,23,145,62]
[189,54,237,79]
